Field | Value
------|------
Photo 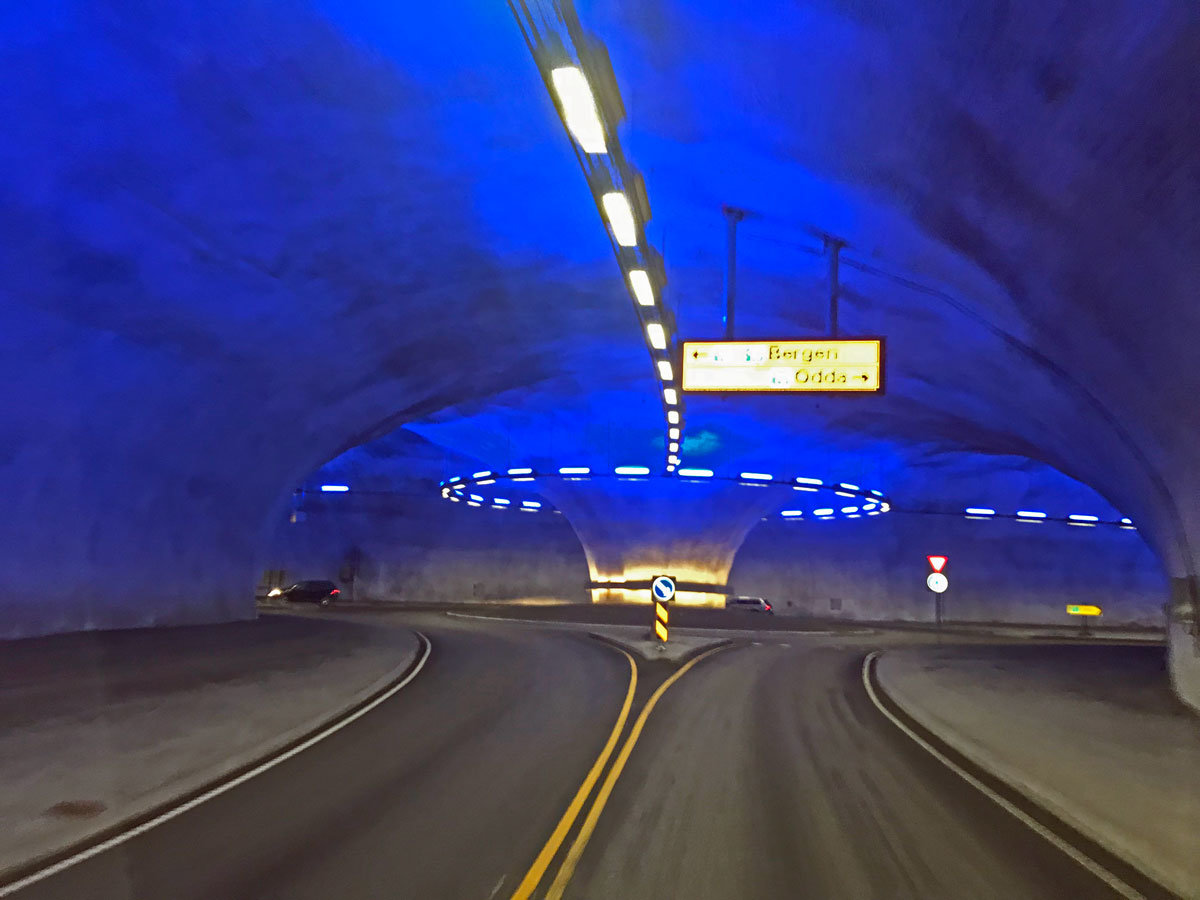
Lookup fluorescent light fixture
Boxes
[558,466,590,475]
[1016,510,1047,518]
[473,471,492,479]
[834,491,855,498]
[880,502,890,512]
[522,500,542,509]
[319,485,350,492]
[448,496,460,502]
[1068,514,1099,522]
[467,501,481,507]
[965,507,996,516]
[507,467,533,476]
[839,483,860,492]
[614,466,650,476]
[475,479,495,486]
[493,498,511,505]
[793,485,817,492]
[1120,517,1133,524]
[678,468,713,478]
[813,508,834,516]
[663,388,678,405]
[818,515,835,520]
[740,472,772,481]
[657,360,673,380]
[870,490,884,498]
[628,269,655,307]
[469,494,484,502]
[668,454,680,464]
[795,477,823,485]
[862,503,877,511]
[666,464,676,472]
[601,192,637,246]
[668,442,679,453]
[841,506,858,514]
[550,67,606,154]
[667,410,680,425]
[646,322,667,350]
[846,514,861,519]
[668,427,680,440]
[781,510,803,517]
[867,511,880,516]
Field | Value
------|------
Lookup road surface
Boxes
[4,614,1147,899]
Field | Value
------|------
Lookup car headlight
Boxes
[267,587,282,597]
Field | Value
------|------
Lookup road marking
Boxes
[0,632,434,898]
[543,644,730,900]
[860,651,1145,900]
[509,649,637,900]
[488,875,507,899]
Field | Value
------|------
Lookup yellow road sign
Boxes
[1066,604,1102,616]
[682,339,883,393]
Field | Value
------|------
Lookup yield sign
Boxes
[927,555,948,573]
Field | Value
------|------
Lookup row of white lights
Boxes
[962,507,1135,529]
[318,480,1132,530]
[545,48,681,472]
[434,467,891,521]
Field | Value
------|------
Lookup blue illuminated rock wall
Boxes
[731,517,1165,627]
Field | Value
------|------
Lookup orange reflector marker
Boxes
[654,617,669,642]
[1066,604,1102,616]
[655,603,668,625]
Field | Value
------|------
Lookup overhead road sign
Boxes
[1067,604,1101,616]
[681,339,883,393]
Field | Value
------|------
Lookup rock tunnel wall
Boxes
[731,516,1166,627]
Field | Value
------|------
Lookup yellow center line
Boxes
[544,644,731,900]
[510,648,637,900]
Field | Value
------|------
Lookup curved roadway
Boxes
[7,613,1140,899]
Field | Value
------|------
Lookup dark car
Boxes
[275,580,340,606]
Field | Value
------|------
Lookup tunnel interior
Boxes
[2,0,1197,705]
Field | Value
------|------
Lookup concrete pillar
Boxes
[538,477,788,606]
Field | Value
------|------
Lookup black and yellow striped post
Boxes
[650,575,675,642]
[654,600,669,642]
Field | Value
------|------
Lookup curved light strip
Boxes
[434,465,892,522]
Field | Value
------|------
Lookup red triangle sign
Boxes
[927,555,948,573]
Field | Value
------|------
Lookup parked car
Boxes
[727,596,773,613]
[272,580,340,606]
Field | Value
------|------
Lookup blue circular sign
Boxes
[651,575,676,602]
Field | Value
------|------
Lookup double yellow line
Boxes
[511,644,727,900]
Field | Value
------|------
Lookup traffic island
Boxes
[0,614,422,883]
[873,644,1200,898]
[588,627,733,663]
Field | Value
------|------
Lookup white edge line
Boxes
[860,651,1145,900]
[0,632,433,898]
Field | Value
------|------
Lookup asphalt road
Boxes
[6,615,1144,899]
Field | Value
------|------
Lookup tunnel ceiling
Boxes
[3,0,1198,630]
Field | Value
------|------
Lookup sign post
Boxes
[1067,604,1101,637]
[681,339,883,393]
[926,556,949,629]
[651,575,675,642]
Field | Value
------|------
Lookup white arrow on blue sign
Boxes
[651,575,676,602]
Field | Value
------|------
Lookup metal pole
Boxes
[723,206,744,340]
[825,236,845,338]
